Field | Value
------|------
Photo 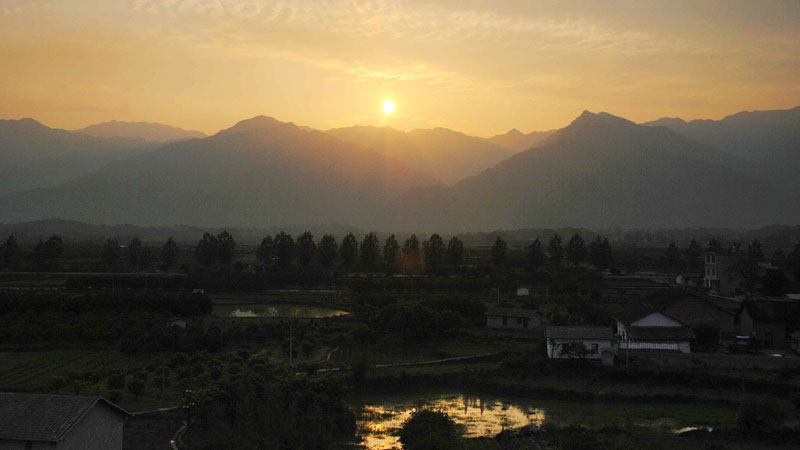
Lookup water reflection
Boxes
[354,394,544,450]
[214,304,349,318]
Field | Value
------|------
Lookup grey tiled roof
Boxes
[628,326,695,341]
[545,326,615,340]
[0,393,130,442]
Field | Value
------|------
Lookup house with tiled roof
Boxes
[612,289,715,353]
[0,393,130,450]
[737,300,800,347]
[486,306,541,331]
[545,326,617,361]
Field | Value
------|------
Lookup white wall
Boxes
[631,311,683,327]
[547,339,615,360]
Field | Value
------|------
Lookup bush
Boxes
[735,398,787,435]
[399,409,461,450]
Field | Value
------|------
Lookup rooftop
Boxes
[628,326,696,341]
[545,326,615,341]
[0,393,130,443]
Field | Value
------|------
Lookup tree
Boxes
[402,235,421,272]
[731,240,764,296]
[34,235,63,271]
[685,238,702,270]
[274,231,295,268]
[127,379,146,399]
[0,234,21,269]
[160,237,178,270]
[446,236,464,269]
[789,242,800,283]
[769,248,786,269]
[295,232,316,269]
[102,239,121,269]
[598,238,613,270]
[317,234,338,268]
[527,238,546,269]
[217,230,237,265]
[490,237,507,267]
[559,341,591,359]
[423,234,445,273]
[665,241,682,269]
[360,233,380,270]
[565,233,587,267]
[128,237,147,271]
[399,409,461,450]
[382,234,400,273]
[548,233,563,268]
[340,233,358,269]
[256,235,274,266]
[195,232,219,265]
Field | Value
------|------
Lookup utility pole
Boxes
[289,324,294,365]
[160,352,166,408]
[183,389,195,450]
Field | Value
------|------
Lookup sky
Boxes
[1,0,799,136]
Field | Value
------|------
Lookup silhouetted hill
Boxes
[0,218,362,244]
[0,118,155,194]
[0,116,435,228]
[326,125,513,184]
[75,120,206,142]
[485,128,554,152]
[392,111,794,231]
[642,106,800,191]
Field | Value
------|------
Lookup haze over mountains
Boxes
[327,125,514,184]
[0,118,155,195]
[0,107,797,231]
[74,121,207,142]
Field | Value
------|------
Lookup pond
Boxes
[351,392,731,449]
[213,303,349,318]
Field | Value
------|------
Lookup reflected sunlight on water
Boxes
[355,394,544,450]
[215,304,349,318]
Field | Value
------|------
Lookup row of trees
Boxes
[255,232,465,273]
[518,233,613,270]
[0,234,63,271]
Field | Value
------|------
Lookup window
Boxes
[517,317,523,325]
[523,317,529,329]
[502,316,507,327]
[591,343,599,354]
[26,442,32,450]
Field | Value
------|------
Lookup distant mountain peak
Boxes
[561,110,637,135]
[220,115,297,136]
[75,120,206,142]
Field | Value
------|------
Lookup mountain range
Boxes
[0,107,797,231]
[74,120,207,142]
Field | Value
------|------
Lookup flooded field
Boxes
[351,392,732,449]
[214,303,349,318]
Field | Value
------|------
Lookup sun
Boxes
[382,100,395,114]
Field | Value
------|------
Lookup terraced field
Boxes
[0,349,138,390]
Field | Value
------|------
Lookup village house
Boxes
[611,289,723,353]
[737,300,800,347]
[792,330,800,354]
[675,273,703,289]
[0,393,130,450]
[545,326,617,361]
[703,250,744,295]
[486,306,542,331]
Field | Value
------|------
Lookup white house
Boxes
[516,287,530,297]
[614,303,695,353]
[486,307,541,331]
[0,393,130,450]
[545,326,617,360]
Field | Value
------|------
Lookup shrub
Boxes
[399,409,461,450]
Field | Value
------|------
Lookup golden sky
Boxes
[1,0,799,136]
